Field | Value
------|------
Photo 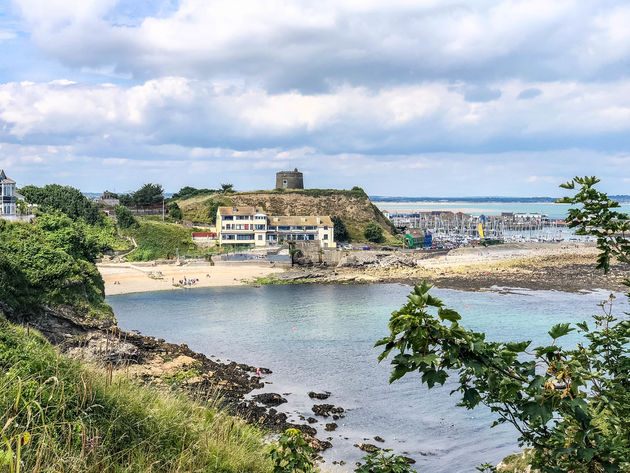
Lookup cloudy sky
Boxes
[1,0,629,196]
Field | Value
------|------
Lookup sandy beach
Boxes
[99,261,283,295]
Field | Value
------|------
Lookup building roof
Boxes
[268,215,333,227]
[218,206,266,216]
[0,169,16,184]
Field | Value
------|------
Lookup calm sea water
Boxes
[108,285,627,472]
[374,201,630,220]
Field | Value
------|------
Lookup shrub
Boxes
[364,222,384,243]
[268,428,314,473]
[115,204,137,229]
[355,449,417,473]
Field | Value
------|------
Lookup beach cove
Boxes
[107,283,629,471]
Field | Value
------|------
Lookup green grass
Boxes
[0,318,274,473]
[124,221,197,261]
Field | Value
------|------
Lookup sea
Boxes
[107,284,628,472]
[372,200,630,220]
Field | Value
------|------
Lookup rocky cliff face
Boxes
[0,302,115,344]
[178,190,396,241]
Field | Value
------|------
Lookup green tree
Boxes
[376,177,630,473]
[364,222,384,243]
[115,205,137,230]
[332,216,350,242]
[132,183,164,206]
[35,211,100,262]
[20,184,102,225]
[220,183,235,194]
[118,194,134,207]
[168,201,183,220]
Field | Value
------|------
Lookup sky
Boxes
[1,0,630,196]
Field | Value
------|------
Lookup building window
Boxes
[283,179,287,185]
[255,225,266,230]
[323,234,328,240]
[258,235,262,240]
[237,234,253,240]
[324,226,328,230]
[223,216,233,221]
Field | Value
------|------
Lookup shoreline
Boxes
[99,242,627,296]
[99,260,283,296]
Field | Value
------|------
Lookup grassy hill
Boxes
[177,188,397,242]
[123,220,198,261]
[0,318,273,472]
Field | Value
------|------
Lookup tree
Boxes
[168,201,183,220]
[364,222,384,243]
[376,177,630,472]
[220,183,235,194]
[332,216,350,242]
[132,183,164,206]
[115,205,137,230]
[171,186,216,200]
[20,184,102,225]
[118,194,134,207]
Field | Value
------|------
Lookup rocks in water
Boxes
[307,417,318,424]
[252,392,287,407]
[402,456,416,464]
[374,435,385,443]
[357,443,379,453]
[325,423,338,431]
[308,391,331,400]
[312,403,344,417]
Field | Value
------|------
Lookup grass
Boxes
[0,317,274,473]
[124,221,197,261]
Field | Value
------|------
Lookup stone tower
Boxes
[276,168,304,189]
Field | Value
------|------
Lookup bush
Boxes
[168,201,183,220]
[115,205,137,229]
[332,216,350,242]
[356,449,417,473]
[268,429,313,473]
[364,222,384,243]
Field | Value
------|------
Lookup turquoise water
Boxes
[374,201,630,220]
[108,285,627,472]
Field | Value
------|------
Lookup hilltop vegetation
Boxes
[0,319,274,473]
[122,220,200,261]
[0,217,114,338]
[176,187,397,242]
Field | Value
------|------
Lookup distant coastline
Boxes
[370,195,630,203]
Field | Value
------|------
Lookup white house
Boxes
[0,169,17,219]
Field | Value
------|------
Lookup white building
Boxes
[0,169,17,219]
[216,206,335,248]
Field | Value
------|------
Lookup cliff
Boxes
[177,188,397,242]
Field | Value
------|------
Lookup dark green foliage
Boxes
[364,222,384,243]
[268,429,313,473]
[118,193,134,206]
[0,219,112,321]
[206,198,233,224]
[20,184,102,225]
[332,216,350,242]
[35,211,100,262]
[355,449,417,473]
[168,201,183,220]
[131,183,164,206]
[115,204,138,229]
[557,176,630,275]
[171,186,217,200]
[377,177,630,473]
[220,183,235,194]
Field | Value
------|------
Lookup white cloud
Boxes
[2,77,630,153]
[11,0,630,89]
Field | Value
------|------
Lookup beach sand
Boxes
[99,261,281,296]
